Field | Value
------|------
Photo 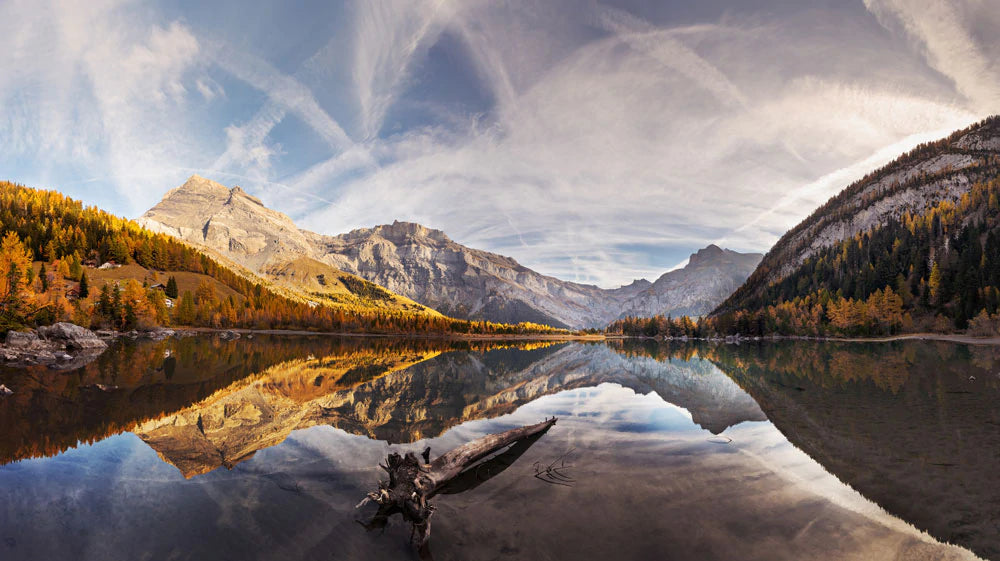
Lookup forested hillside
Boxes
[0,181,562,336]
[718,116,1000,316]
[609,117,1000,338]
[611,176,1000,337]
[712,176,1000,335]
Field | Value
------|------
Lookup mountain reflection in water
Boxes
[0,335,994,560]
[695,340,1000,561]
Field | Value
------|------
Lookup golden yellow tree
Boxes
[928,263,942,302]
[0,232,37,329]
[121,279,152,328]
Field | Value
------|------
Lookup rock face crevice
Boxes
[140,176,761,328]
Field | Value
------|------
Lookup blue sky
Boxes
[2,0,998,287]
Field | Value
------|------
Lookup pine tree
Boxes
[177,291,196,325]
[39,263,48,292]
[111,285,123,330]
[79,272,89,298]
[69,255,83,281]
[98,283,113,320]
[0,232,36,330]
[165,276,179,299]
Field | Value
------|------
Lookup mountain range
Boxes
[140,175,761,328]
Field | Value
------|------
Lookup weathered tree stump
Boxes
[360,417,557,548]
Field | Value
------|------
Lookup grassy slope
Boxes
[261,256,442,316]
[88,263,243,301]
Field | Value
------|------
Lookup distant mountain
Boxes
[620,245,761,318]
[715,115,1000,333]
[317,227,759,326]
[141,175,760,328]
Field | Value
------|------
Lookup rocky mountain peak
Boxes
[689,244,725,266]
[615,244,763,319]
[139,176,313,270]
[174,174,230,198]
[335,220,455,247]
[226,185,266,207]
[375,220,453,244]
[622,278,652,289]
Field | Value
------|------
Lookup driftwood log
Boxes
[360,417,557,548]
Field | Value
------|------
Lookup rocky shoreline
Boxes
[0,323,185,372]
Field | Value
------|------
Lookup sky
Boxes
[2,0,999,288]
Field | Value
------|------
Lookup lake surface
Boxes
[0,335,997,560]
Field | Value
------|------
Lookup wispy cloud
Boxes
[864,0,1000,111]
[352,0,457,138]
[2,0,997,287]
[595,6,748,109]
[208,41,353,152]
[294,2,982,286]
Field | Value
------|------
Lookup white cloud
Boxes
[351,0,458,138]
[0,0,216,211]
[864,0,1000,111]
[295,5,982,287]
[3,0,997,288]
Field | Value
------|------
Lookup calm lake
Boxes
[0,335,997,560]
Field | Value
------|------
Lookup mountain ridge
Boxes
[141,176,761,328]
[718,115,1000,316]
[139,176,438,316]
[709,115,1000,335]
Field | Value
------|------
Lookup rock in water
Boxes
[37,323,108,350]
[5,331,41,348]
[35,350,56,362]
[144,328,175,341]
[0,384,12,396]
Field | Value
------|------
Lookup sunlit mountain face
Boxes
[0,335,995,560]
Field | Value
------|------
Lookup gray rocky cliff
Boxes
[618,245,761,319]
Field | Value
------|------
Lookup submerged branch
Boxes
[359,417,557,549]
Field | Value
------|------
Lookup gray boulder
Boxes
[219,330,241,341]
[143,328,175,341]
[0,384,12,396]
[35,350,56,362]
[5,330,40,348]
[37,323,108,350]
